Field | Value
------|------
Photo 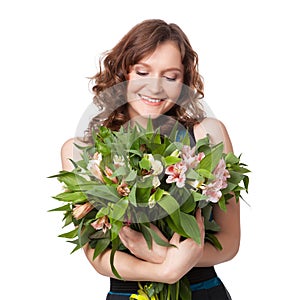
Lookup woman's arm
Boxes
[61,137,202,284]
[193,117,240,267]
[61,138,162,281]
[119,118,240,271]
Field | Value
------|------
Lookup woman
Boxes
[61,19,239,299]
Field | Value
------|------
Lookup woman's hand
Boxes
[160,209,205,284]
[119,223,168,263]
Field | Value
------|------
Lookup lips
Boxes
[138,94,167,105]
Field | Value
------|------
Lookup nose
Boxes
[147,77,163,94]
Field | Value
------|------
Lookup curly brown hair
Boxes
[84,19,206,142]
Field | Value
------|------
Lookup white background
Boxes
[1,0,299,299]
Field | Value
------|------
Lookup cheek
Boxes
[127,80,144,96]
[164,83,183,101]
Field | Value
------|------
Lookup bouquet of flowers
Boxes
[49,120,250,300]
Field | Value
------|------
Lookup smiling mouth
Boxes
[138,94,167,104]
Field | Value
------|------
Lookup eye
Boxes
[164,76,177,82]
[136,70,149,76]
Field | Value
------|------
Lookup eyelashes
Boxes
[136,71,148,76]
[135,70,177,81]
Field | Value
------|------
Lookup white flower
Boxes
[152,176,161,189]
[147,154,163,175]
[87,152,102,170]
[144,154,163,188]
[113,155,125,167]
[148,194,156,208]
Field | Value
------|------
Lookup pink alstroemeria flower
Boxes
[72,202,93,220]
[89,163,104,182]
[165,162,187,188]
[117,182,130,196]
[87,152,104,182]
[91,215,112,233]
[213,158,230,189]
[202,158,230,203]
[181,145,205,168]
[104,166,118,184]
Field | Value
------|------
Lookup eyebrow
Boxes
[135,62,183,73]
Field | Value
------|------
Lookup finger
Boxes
[170,232,181,245]
[194,209,205,244]
[195,209,204,227]
[195,208,204,224]
[119,226,130,238]
[119,231,128,247]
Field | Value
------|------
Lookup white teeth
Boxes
[141,95,163,103]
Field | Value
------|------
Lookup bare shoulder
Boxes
[61,137,88,171]
[193,117,233,153]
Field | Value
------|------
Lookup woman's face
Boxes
[126,41,184,124]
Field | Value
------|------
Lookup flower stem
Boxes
[175,281,179,300]
[167,284,171,300]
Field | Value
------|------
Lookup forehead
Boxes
[138,41,183,70]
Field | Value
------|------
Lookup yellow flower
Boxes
[130,291,157,300]
[130,283,158,300]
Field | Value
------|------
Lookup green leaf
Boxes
[180,195,196,213]
[205,233,223,250]
[68,240,82,254]
[86,185,120,202]
[191,190,208,202]
[168,211,186,237]
[78,222,95,248]
[111,166,128,177]
[218,195,227,211]
[110,198,129,221]
[128,183,137,206]
[128,149,143,157]
[243,175,250,192]
[199,142,224,172]
[139,157,151,170]
[125,170,137,182]
[181,129,191,146]
[179,276,192,300]
[152,131,162,144]
[168,121,179,142]
[179,211,201,244]
[63,211,74,227]
[152,188,165,201]
[58,227,79,239]
[110,237,123,279]
[197,168,214,180]
[95,206,110,219]
[48,204,71,212]
[204,219,221,232]
[185,168,201,180]
[163,143,178,156]
[225,152,240,165]
[202,205,213,220]
[52,191,87,203]
[49,171,89,188]
[141,224,172,248]
[195,135,210,150]
[95,141,111,156]
[140,224,153,250]
[228,170,244,185]
[157,194,180,215]
[136,187,151,204]
[110,219,123,241]
[93,238,111,260]
[146,117,154,132]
